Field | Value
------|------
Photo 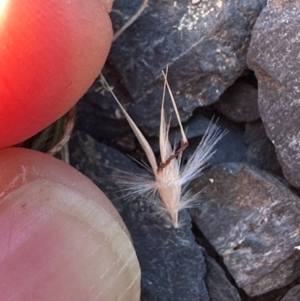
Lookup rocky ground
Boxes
[69,0,300,300]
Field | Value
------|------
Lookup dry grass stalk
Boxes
[113,0,148,42]
[48,106,76,157]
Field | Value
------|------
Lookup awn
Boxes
[102,72,225,227]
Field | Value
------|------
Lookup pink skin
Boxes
[0,0,113,148]
[0,148,140,301]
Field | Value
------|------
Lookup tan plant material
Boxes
[48,106,76,159]
[102,72,225,228]
[113,0,148,42]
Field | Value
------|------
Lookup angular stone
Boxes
[190,163,300,296]
[184,117,248,166]
[247,0,300,188]
[282,285,300,301]
[75,94,130,142]
[214,79,259,123]
[244,121,282,175]
[203,250,241,301]
[92,0,266,134]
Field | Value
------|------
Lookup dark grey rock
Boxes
[92,0,266,135]
[69,131,210,301]
[207,119,247,166]
[75,94,130,142]
[214,79,259,123]
[248,285,294,301]
[203,250,241,301]
[244,121,282,175]
[281,285,300,301]
[190,163,300,296]
[247,0,300,188]
[76,64,135,144]
[181,115,247,167]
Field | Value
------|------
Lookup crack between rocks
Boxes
[191,221,249,300]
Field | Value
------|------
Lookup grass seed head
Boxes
[102,72,226,228]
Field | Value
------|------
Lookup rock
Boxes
[184,116,248,167]
[75,94,130,142]
[76,65,134,144]
[91,0,267,135]
[194,226,242,301]
[247,0,300,188]
[214,79,259,123]
[202,249,241,301]
[244,121,282,175]
[128,214,210,301]
[249,287,293,301]
[190,163,300,296]
[69,130,210,301]
[281,285,300,301]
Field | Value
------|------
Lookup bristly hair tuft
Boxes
[102,71,226,228]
